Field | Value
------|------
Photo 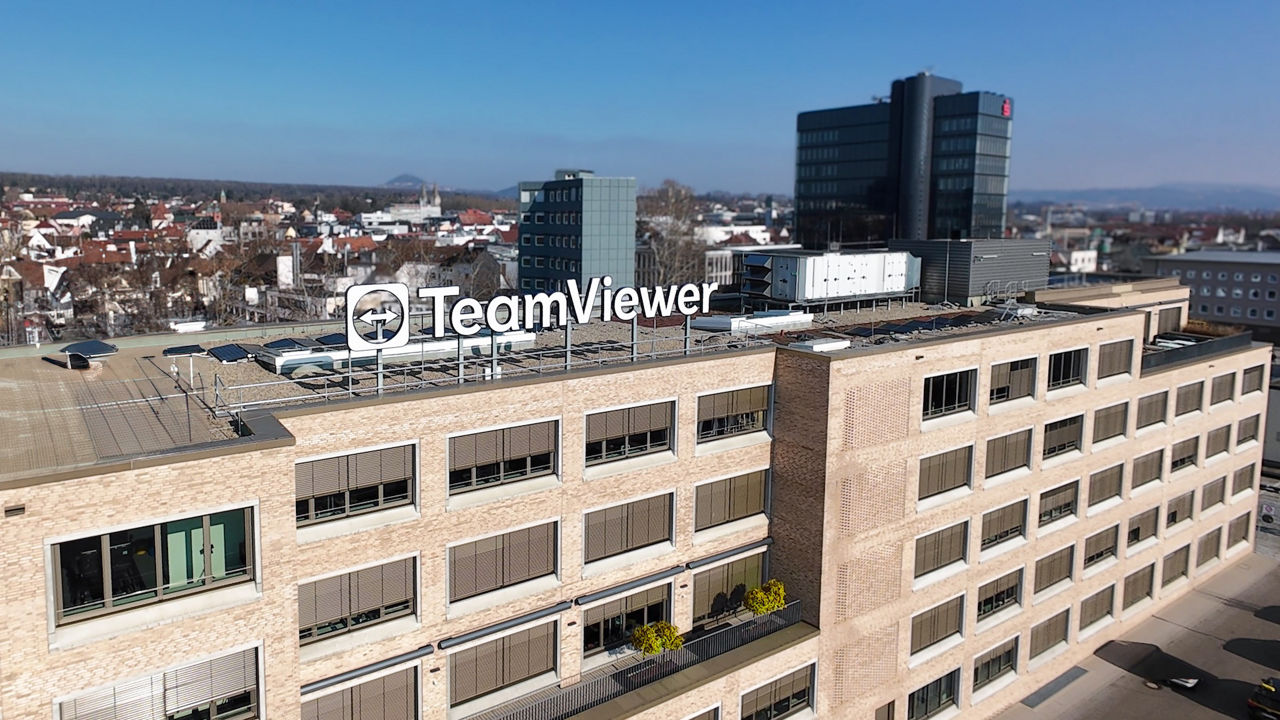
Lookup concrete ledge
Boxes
[566,622,819,720]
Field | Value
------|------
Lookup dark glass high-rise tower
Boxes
[795,73,1012,249]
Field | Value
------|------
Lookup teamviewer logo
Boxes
[345,283,410,351]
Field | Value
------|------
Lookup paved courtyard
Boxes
[996,550,1280,720]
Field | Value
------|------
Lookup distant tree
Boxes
[639,179,707,285]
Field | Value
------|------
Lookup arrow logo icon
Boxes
[358,305,401,341]
[358,307,400,325]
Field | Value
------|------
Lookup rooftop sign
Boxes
[345,277,718,348]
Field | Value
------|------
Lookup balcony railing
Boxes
[1140,332,1253,374]
[467,601,803,720]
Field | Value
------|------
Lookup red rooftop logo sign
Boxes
[1001,98,1011,117]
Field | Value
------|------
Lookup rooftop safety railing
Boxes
[1140,332,1254,374]
[209,328,774,418]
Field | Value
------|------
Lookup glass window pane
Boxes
[59,536,105,616]
[209,510,250,582]
[108,526,158,606]
[163,517,206,593]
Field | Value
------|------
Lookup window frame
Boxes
[1083,526,1118,568]
[973,636,1018,691]
[922,368,977,420]
[298,557,416,645]
[985,428,1031,478]
[584,401,675,467]
[1038,481,1078,526]
[980,500,1027,550]
[447,522,559,603]
[696,386,770,442]
[581,585,670,657]
[295,443,417,526]
[907,668,960,720]
[52,507,255,625]
[976,569,1022,620]
[1042,415,1084,459]
[988,357,1036,405]
[447,420,559,496]
[914,522,969,578]
[1088,465,1123,507]
[583,493,675,563]
[1047,347,1088,390]
[694,470,769,531]
[1097,339,1133,379]
[1092,402,1128,443]
[1034,545,1074,592]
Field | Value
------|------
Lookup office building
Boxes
[1141,250,1280,342]
[517,170,637,292]
[0,276,1268,720]
[796,73,1013,250]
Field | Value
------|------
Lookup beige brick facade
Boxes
[0,282,1269,720]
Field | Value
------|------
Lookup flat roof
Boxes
[0,278,1207,483]
[1148,250,1280,265]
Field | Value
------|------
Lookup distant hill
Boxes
[1009,183,1280,211]
[384,173,426,188]
[495,185,519,199]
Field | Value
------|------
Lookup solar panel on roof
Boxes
[61,340,118,358]
[208,344,249,363]
[163,344,204,357]
[313,333,346,347]
[236,344,265,359]
[264,338,304,350]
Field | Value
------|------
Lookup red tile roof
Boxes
[457,209,493,226]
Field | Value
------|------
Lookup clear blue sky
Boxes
[2,1,1276,195]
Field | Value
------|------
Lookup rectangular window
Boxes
[1166,491,1194,529]
[296,445,415,525]
[299,557,415,645]
[1097,340,1133,378]
[1136,392,1168,428]
[973,637,1018,691]
[1043,416,1083,458]
[1170,437,1198,472]
[1034,546,1074,592]
[1029,610,1069,657]
[1175,382,1203,416]
[585,402,673,466]
[1093,402,1128,443]
[989,358,1035,404]
[1132,449,1163,489]
[583,494,673,562]
[1206,426,1231,457]
[923,369,976,419]
[448,421,558,495]
[918,446,973,500]
[1122,565,1154,609]
[695,470,767,531]
[448,622,557,705]
[876,702,895,720]
[448,523,557,602]
[1233,463,1256,495]
[1080,585,1114,628]
[1238,415,1260,444]
[301,667,415,720]
[1202,477,1226,510]
[1162,546,1190,586]
[1242,365,1265,394]
[1088,465,1123,506]
[1127,507,1158,546]
[915,522,968,577]
[1039,482,1078,526]
[1197,528,1221,565]
[976,569,1022,619]
[981,500,1026,550]
[1228,512,1251,546]
[740,666,813,720]
[1083,526,1119,568]
[1157,306,1181,333]
[985,429,1031,477]
[1210,372,1235,404]
[693,553,763,625]
[907,668,960,720]
[582,585,668,657]
[910,596,964,654]
[59,648,259,720]
[1047,348,1087,390]
[54,508,253,625]
[697,386,769,442]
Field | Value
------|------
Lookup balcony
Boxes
[1140,331,1253,375]
[466,601,807,720]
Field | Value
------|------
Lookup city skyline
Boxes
[1,2,1277,195]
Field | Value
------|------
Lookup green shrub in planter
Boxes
[653,621,684,652]
[630,623,662,655]
[744,578,787,615]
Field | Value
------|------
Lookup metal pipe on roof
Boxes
[301,644,434,696]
